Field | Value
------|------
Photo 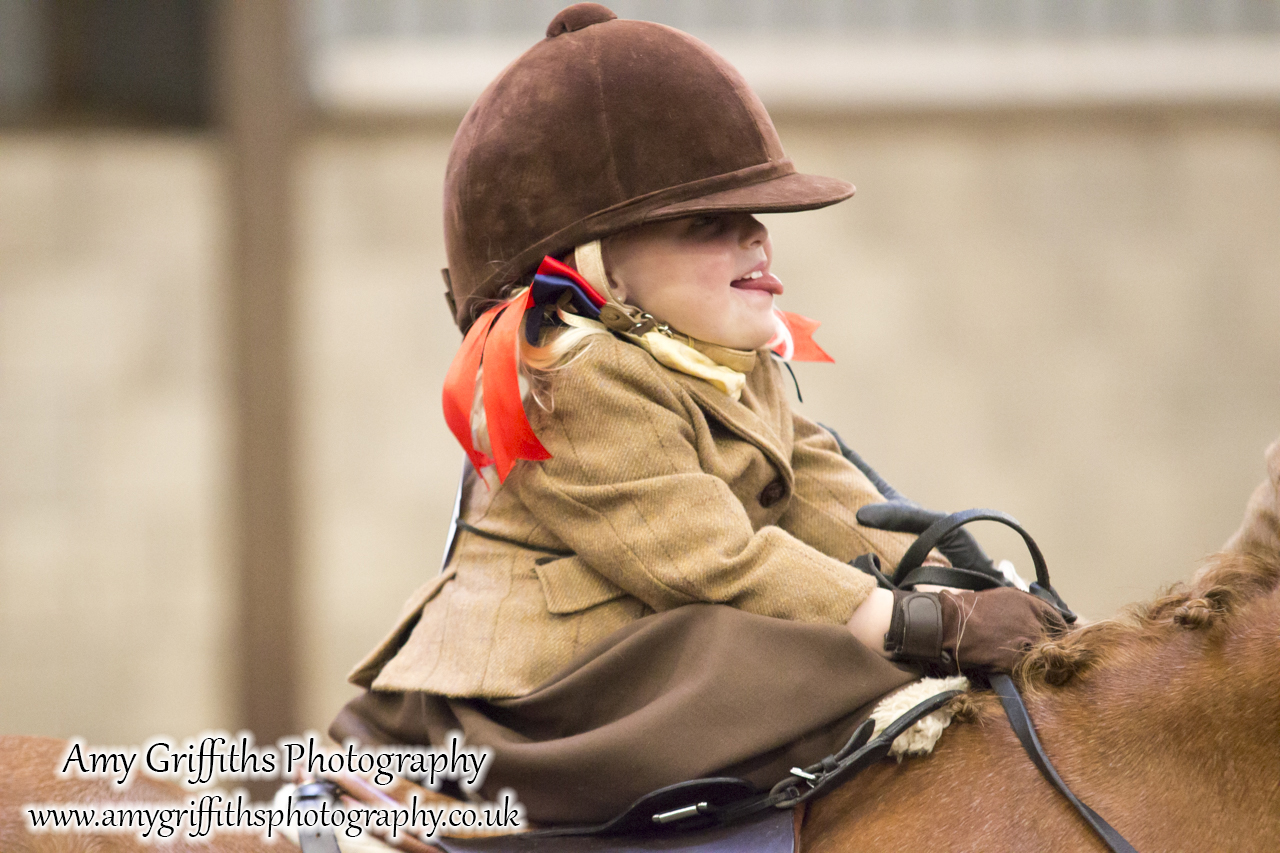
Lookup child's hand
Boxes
[884,587,1066,674]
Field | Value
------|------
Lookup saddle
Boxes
[429,807,797,853]
[297,686,961,853]
[292,776,796,853]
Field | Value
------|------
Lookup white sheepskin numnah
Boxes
[870,676,969,759]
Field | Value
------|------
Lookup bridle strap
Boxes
[890,564,1005,591]
[892,508,1077,623]
[991,674,1139,853]
[895,508,1050,588]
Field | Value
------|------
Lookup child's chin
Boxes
[721,321,778,351]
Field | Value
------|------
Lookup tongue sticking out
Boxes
[732,272,784,295]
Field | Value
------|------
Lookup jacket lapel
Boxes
[672,370,795,492]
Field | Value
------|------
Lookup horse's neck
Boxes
[1029,612,1280,849]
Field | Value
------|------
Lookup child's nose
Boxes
[737,215,768,249]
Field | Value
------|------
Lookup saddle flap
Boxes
[586,777,760,835]
[429,805,795,853]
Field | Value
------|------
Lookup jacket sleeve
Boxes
[778,408,951,572]
[513,338,876,625]
[777,413,913,568]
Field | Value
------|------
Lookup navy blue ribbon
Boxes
[524,273,605,344]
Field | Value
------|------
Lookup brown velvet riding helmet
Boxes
[442,2,855,332]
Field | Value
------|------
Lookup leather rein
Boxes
[890,509,1139,853]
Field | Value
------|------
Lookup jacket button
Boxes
[758,479,787,508]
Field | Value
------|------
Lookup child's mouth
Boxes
[730,270,784,295]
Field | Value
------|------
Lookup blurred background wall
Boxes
[3,0,1279,746]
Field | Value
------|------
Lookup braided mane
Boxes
[1016,548,1280,691]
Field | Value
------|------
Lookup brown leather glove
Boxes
[884,587,1066,674]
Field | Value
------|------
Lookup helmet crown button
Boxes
[546,3,617,37]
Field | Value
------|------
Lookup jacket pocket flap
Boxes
[534,557,628,614]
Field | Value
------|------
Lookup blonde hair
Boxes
[518,304,611,372]
[497,241,617,413]
[487,286,611,416]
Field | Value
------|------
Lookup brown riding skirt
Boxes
[330,604,916,825]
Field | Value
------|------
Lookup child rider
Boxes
[331,3,1063,826]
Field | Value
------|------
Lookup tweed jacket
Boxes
[351,334,925,699]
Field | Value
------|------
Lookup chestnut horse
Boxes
[5,442,1278,853]
[804,441,1280,852]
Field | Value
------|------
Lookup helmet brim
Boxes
[646,171,854,220]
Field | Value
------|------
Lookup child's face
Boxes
[604,214,780,350]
